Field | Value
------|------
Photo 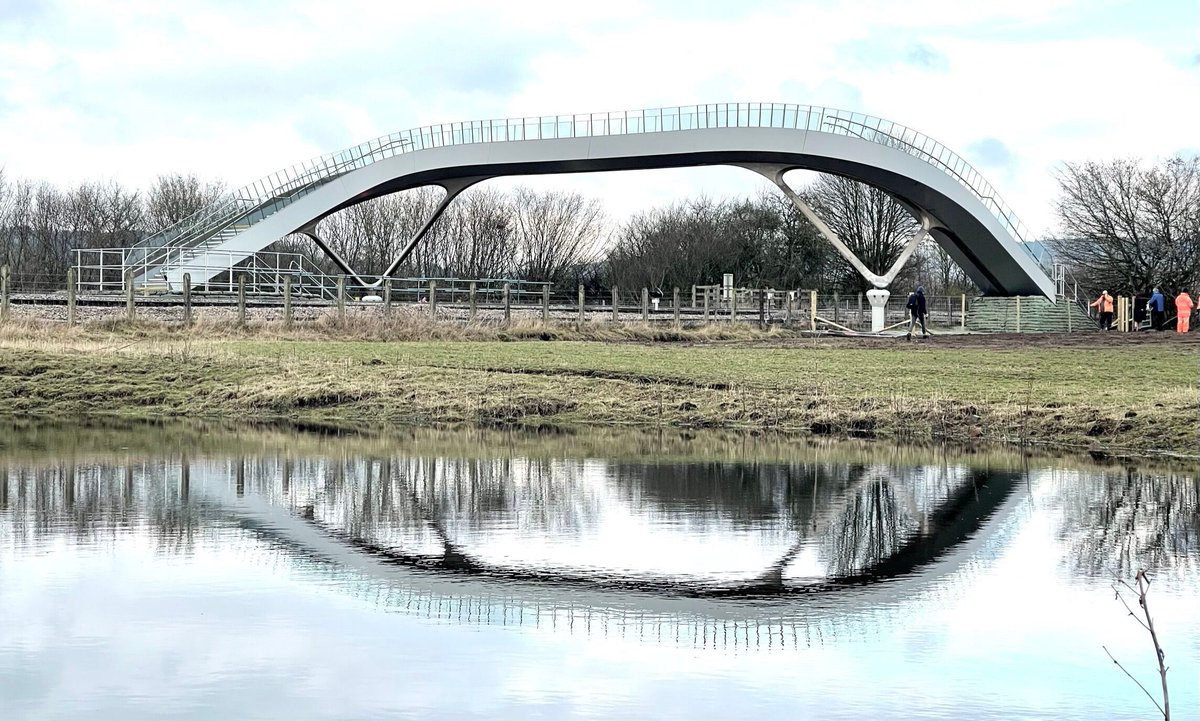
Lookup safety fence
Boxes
[0,263,1077,333]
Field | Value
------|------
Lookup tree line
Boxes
[4,155,1194,298]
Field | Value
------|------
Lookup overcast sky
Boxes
[0,0,1196,237]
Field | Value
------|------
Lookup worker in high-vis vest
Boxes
[1175,290,1194,333]
[1090,290,1114,331]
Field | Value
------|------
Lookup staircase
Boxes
[127,139,409,289]
[966,296,1096,333]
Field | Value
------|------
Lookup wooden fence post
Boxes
[577,284,585,325]
[809,290,817,332]
[1066,299,1072,333]
[502,283,511,324]
[237,274,247,326]
[673,287,681,329]
[468,281,477,321]
[730,288,737,322]
[1015,296,1021,333]
[283,276,293,328]
[858,292,864,329]
[691,285,697,308]
[703,288,710,323]
[0,265,8,322]
[542,285,550,324]
[182,273,192,326]
[758,290,766,329]
[641,288,649,321]
[125,270,135,321]
[336,275,346,322]
[832,290,839,325]
[66,268,77,326]
[383,279,392,317]
[611,286,619,322]
[428,279,437,316]
[785,292,793,326]
[960,293,966,328]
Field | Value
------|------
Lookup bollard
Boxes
[960,294,966,328]
[428,279,437,316]
[66,268,77,326]
[502,283,511,324]
[611,286,619,322]
[0,265,9,322]
[1015,296,1021,333]
[468,281,477,321]
[336,275,346,323]
[673,287,681,329]
[283,275,293,328]
[641,288,649,321]
[125,270,135,321]
[383,279,392,317]
[809,290,817,332]
[542,285,550,324]
[237,274,247,326]
[182,273,193,326]
[703,288,710,323]
[577,284,585,325]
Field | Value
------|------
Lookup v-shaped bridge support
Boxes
[298,176,491,289]
[740,163,936,333]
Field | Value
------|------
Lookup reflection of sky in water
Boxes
[0,451,1197,720]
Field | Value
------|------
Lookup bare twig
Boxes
[1108,569,1171,720]
[1103,645,1165,717]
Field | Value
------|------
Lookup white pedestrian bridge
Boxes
[125,103,1054,297]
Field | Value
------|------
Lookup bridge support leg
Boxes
[298,177,490,289]
[739,164,934,333]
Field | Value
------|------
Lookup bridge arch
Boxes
[130,104,1054,298]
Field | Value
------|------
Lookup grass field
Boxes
[0,318,1196,456]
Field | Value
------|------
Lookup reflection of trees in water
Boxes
[1055,468,1199,576]
[0,460,206,552]
[274,455,605,558]
[2,449,1023,587]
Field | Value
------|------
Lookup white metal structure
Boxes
[127,103,1055,298]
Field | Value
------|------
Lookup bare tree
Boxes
[144,173,227,231]
[1050,156,1200,294]
[803,174,922,292]
[511,188,606,284]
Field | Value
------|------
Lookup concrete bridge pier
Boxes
[866,289,890,333]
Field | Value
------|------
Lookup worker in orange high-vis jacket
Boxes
[1175,290,1194,333]
[1090,290,1114,330]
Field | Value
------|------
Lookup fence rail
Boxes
[0,263,1124,333]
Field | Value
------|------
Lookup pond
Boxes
[1,422,1197,720]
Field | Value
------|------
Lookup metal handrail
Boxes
[131,102,1041,271]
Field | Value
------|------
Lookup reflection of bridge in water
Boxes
[0,450,1039,649]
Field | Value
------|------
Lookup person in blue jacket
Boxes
[1146,287,1166,331]
[905,286,928,340]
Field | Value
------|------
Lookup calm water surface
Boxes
[1,423,1197,720]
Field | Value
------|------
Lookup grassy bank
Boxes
[0,319,1196,456]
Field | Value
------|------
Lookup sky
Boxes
[0,0,1197,238]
